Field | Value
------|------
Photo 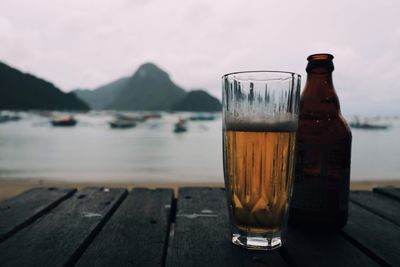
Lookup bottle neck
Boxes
[305,70,333,90]
[301,68,341,113]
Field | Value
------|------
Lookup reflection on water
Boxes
[0,112,399,183]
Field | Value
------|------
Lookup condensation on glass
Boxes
[222,71,301,250]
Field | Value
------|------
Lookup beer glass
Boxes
[222,71,301,250]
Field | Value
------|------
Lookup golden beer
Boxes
[222,70,300,250]
[223,127,296,233]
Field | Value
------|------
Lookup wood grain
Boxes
[75,188,174,267]
[350,191,400,226]
[373,187,400,202]
[343,202,400,267]
[282,227,379,267]
[166,187,288,267]
[0,187,75,243]
[0,187,126,267]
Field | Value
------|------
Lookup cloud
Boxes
[0,0,399,115]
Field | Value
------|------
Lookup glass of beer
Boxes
[222,71,301,250]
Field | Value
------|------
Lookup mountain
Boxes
[75,63,186,110]
[74,63,221,111]
[74,77,129,110]
[172,90,221,111]
[109,63,186,110]
[0,61,89,111]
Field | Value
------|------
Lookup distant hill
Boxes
[108,63,186,110]
[74,77,129,110]
[74,63,221,111]
[172,90,221,111]
[0,62,89,111]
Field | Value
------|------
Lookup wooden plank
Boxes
[0,187,76,243]
[75,188,174,267]
[0,187,127,267]
[342,202,400,267]
[166,187,288,267]
[373,187,400,202]
[282,227,379,267]
[350,191,400,226]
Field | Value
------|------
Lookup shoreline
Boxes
[1,178,400,201]
[0,179,224,201]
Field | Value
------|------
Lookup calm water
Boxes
[0,112,399,183]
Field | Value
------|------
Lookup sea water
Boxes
[0,112,399,183]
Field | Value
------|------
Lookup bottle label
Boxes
[291,143,350,212]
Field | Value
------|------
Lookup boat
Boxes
[189,113,216,121]
[51,116,77,127]
[115,113,146,122]
[110,114,139,129]
[109,119,137,129]
[142,113,162,120]
[174,118,187,133]
[0,114,21,123]
[350,121,389,130]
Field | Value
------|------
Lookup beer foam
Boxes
[224,115,298,132]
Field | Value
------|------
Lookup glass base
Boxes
[232,233,282,250]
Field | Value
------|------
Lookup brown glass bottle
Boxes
[289,54,352,231]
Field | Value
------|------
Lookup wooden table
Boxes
[0,187,399,267]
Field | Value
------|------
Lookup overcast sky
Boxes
[1,0,399,115]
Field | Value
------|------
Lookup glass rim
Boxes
[222,70,301,79]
